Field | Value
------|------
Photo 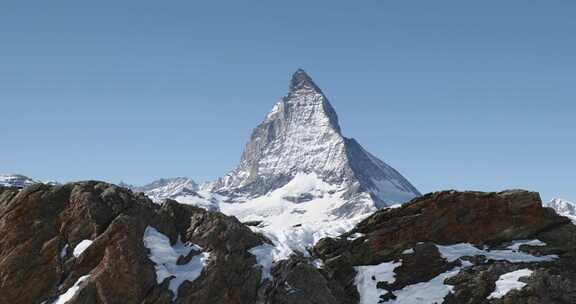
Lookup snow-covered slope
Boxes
[220,172,374,261]
[211,69,420,212]
[0,174,39,188]
[548,198,576,223]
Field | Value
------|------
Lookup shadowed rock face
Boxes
[2,184,576,304]
[355,190,569,252]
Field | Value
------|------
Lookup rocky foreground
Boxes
[1,182,575,304]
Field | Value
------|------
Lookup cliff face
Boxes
[1,183,576,304]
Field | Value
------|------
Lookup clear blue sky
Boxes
[1,1,574,201]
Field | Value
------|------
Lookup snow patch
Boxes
[73,240,93,258]
[52,275,90,304]
[347,233,364,240]
[248,243,276,282]
[507,239,547,251]
[355,261,401,304]
[402,248,415,255]
[312,258,324,269]
[60,244,69,259]
[143,226,210,299]
[436,242,557,263]
[387,268,461,304]
[488,269,533,299]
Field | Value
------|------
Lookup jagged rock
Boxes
[388,242,458,290]
[313,189,576,304]
[0,182,266,304]
[261,254,355,304]
[444,263,576,304]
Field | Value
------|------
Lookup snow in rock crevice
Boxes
[52,275,90,304]
[354,261,401,304]
[354,241,556,304]
[248,243,276,282]
[143,226,210,299]
[73,240,93,258]
[488,269,533,299]
[436,242,557,263]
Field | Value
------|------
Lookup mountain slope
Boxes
[212,69,420,211]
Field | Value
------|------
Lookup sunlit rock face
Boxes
[212,69,420,214]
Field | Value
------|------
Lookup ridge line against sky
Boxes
[0,1,574,201]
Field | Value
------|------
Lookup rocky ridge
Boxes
[2,183,576,304]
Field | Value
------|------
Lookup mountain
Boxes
[547,198,576,223]
[2,183,576,304]
[0,174,39,188]
[126,177,219,211]
[211,69,420,212]
[129,177,198,202]
[134,70,421,262]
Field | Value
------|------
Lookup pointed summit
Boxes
[289,69,322,93]
[280,69,341,133]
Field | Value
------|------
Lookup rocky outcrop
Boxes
[354,190,569,254]
[2,184,576,304]
[0,182,268,304]
[313,190,576,304]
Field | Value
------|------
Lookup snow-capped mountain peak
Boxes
[117,70,421,265]
[0,174,39,188]
[548,198,576,223]
[130,177,198,202]
[212,69,420,211]
[128,177,219,211]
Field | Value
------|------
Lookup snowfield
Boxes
[222,173,374,264]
